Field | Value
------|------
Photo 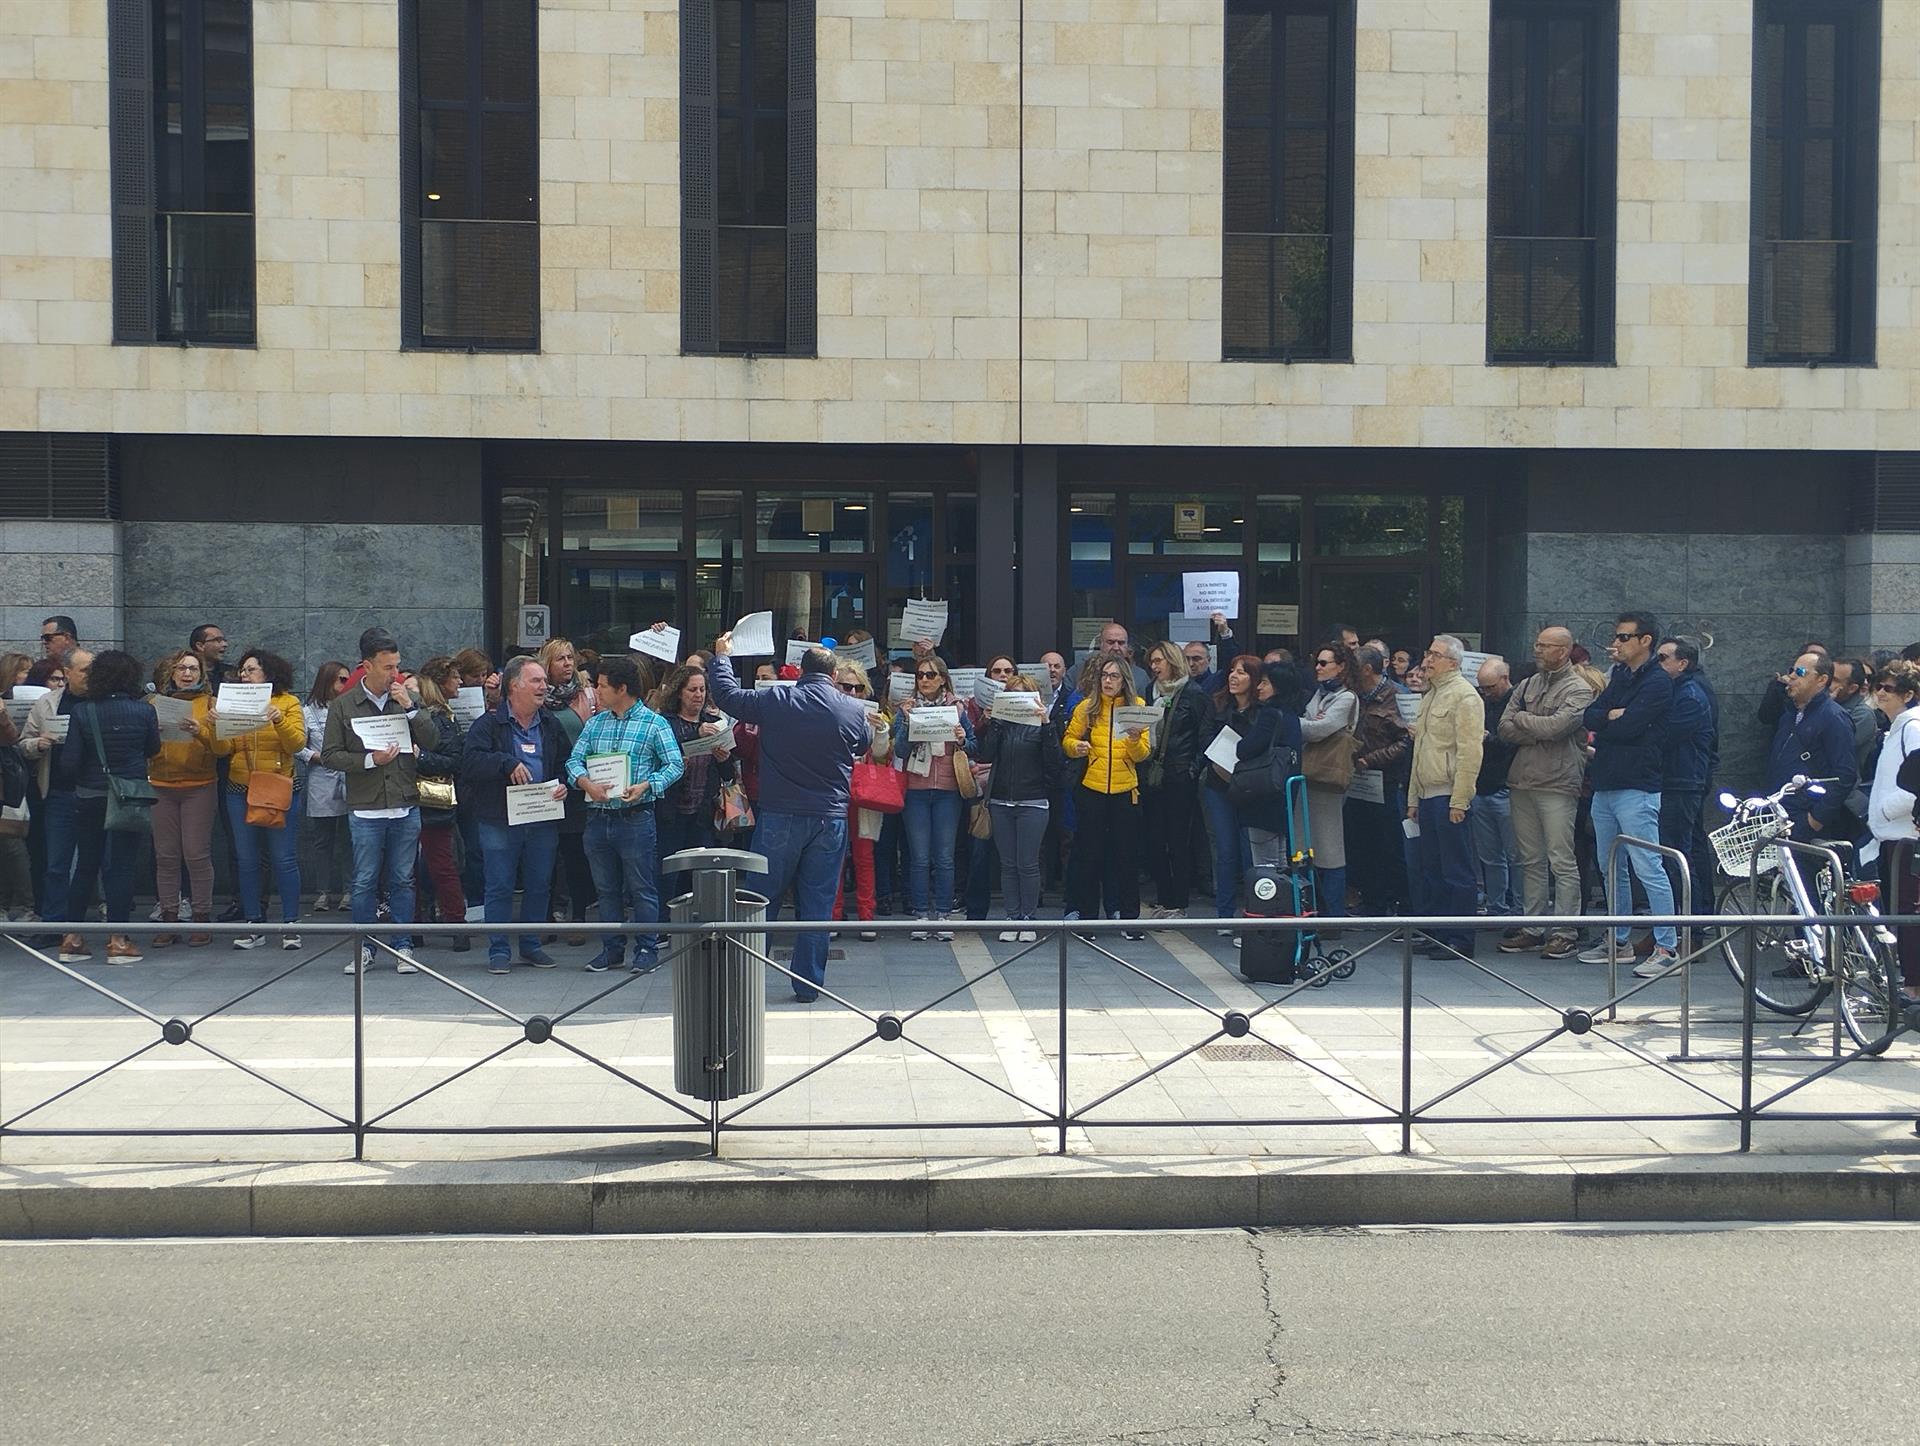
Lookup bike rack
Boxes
[1599,832,1698,1038]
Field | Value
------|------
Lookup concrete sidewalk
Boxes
[3,919,1916,1231]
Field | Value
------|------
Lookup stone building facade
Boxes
[3,0,1918,781]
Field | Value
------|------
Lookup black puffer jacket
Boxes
[977,716,1062,802]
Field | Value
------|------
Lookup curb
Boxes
[2,1154,1917,1238]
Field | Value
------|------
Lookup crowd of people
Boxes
[3,606,1918,1010]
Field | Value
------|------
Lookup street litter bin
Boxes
[663,848,768,1102]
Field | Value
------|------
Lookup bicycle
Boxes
[1709,774,1902,1053]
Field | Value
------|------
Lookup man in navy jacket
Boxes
[1656,637,1716,911]
[1580,611,1678,971]
[1763,651,1858,843]
[709,637,872,1002]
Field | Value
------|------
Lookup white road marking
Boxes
[947,932,1089,1153]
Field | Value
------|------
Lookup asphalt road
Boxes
[1,1226,1910,1445]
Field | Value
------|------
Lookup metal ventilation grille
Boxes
[0,434,118,520]
[1854,454,1920,532]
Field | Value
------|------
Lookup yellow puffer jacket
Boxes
[1064,692,1153,797]
[148,692,215,789]
[212,693,305,786]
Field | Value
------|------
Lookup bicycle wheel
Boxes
[1717,873,1829,1017]
[1835,909,1899,1054]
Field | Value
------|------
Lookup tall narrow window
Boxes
[1486,0,1616,365]
[682,0,817,356]
[1221,0,1354,362]
[1750,0,1879,365]
[401,0,539,351]
[109,0,254,345]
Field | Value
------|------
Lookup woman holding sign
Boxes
[657,663,736,866]
[145,650,216,946]
[1198,655,1265,929]
[410,658,470,951]
[976,674,1059,941]
[211,650,306,951]
[1062,657,1154,937]
[1301,643,1363,919]
[891,655,974,940]
[831,658,890,941]
[1140,640,1210,920]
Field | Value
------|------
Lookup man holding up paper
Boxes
[565,656,684,974]
[461,655,573,974]
[321,628,442,974]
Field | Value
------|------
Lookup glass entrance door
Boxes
[1310,565,1426,654]
[563,562,682,660]
[757,566,870,651]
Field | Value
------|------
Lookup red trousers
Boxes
[833,835,876,922]
[418,823,465,926]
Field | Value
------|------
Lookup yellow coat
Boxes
[1064,692,1153,797]
[212,693,305,785]
[147,692,215,789]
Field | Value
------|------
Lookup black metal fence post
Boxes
[352,928,366,1162]
[1400,925,1415,1155]
[1057,923,1069,1156]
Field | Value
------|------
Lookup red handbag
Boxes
[851,759,905,814]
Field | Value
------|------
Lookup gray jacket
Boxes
[1497,663,1595,795]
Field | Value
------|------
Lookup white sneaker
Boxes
[233,933,268,950]
[280,933,301,951]
[1017,929,1038,943]
[1577,940,1620,964]
[910,914,929,942]
[935,912,954,941]
[1215,928,1233,938]
[1632,948,1677,980]
[394,948,420,974]
[148,902,165,921]
[344,947,367,974]
[998,929,1018,943]
[1232,937,1243,949]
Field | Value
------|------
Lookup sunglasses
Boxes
[1875,682,1901,694]
[837,682,860,693]
[1611,631,1640,642]
[1789,666,1812,678]
[915,669,940,679]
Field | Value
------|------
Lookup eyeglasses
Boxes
[1611,632,1640,643]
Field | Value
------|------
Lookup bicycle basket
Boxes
[1708,816,1781,876]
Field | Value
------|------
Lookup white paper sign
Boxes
[4,686,46,728]
[585,752,631,796]
[754,679,794,690]
[784,639,814,667]
[451,686,487,728]
[888,671,914,703]
[505,781,566,826]
[1397,692,1423,726]
[680,724,736,759]
[899,597,949,644]
[41,714,69,742]
[350,714,415,754]
[1182,571,1240,619]
[990,690,1047,724]
[215,682,271,737]
[839,637,877,670]
[948,667,985,697]
[1203,725,1241,774]
[630,625,680,663]
[729,611,775,657]
[972,674,1004,707]
[1459,651,1504,679]
[907,703,960,743]
[1346,769,1386,805]
[149,694,195,741]
[1113,704,1160,738]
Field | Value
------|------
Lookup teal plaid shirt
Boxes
[564,701,684,808]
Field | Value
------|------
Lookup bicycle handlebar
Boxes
[1721,773,1836,822]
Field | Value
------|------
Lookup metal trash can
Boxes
[664,847,768,1102]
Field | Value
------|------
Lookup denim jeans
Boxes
[1591,787,1674,950]
[583,807,660,967]
[754,810,848,1002]
[225,786,302,926]
[1199,784,1246,920]
[349,810,421,951]
[478,818,560,962]
[1658,788,1705,913]
[40,789,78,923]
[902,787,962,916]
[989,801,1048,919]
[1414,795,1477,952]
[1469,787,1517,914]
[68,796,137,924]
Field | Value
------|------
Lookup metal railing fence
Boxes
[4,911,1915,1161]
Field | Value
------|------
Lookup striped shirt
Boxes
[564,701,684,809]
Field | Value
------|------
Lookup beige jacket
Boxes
[1409,667,1484,810]
[1496,662,1596,795]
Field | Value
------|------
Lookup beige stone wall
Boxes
[1,0,1915,449]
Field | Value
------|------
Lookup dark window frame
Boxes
[400,0,541,352]
[1748,0,1879,367]
[1219,0,1355,364]
[1485,0,1617,367]
[109,0,256,347]
[681,0,819,358]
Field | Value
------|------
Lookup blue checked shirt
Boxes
[565,701,684,809]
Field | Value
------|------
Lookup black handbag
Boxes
[1229,738,1301,808]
